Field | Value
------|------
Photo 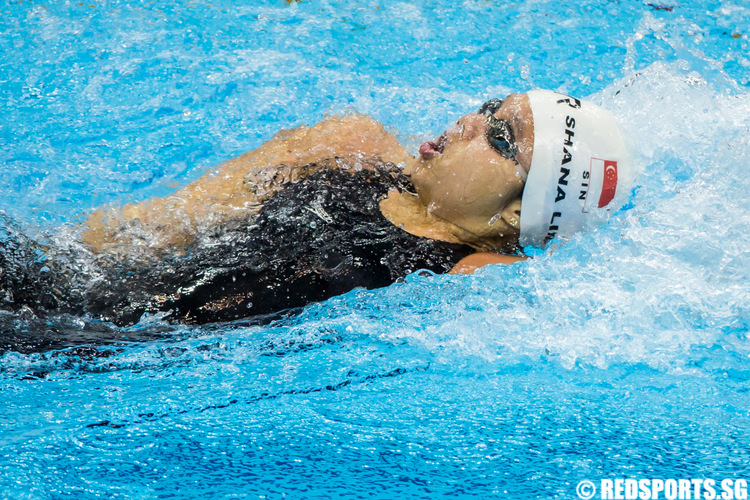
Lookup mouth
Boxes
[418,133,447,159]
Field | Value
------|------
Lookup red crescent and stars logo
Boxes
[598,160,618,208]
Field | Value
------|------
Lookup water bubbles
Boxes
[685,73,707,85]
[1,2,749,496]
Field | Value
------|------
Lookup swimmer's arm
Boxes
[83,114,411,253]
[449,253,528,274]
[230,113,411,169]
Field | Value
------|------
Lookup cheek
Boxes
[412,141,497,209]
[460,175,489,204]
[460,158,523,214]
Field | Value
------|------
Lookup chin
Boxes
[403,155,422,176]
[409,161,430,185]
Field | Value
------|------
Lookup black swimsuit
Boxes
[2,163,474,327]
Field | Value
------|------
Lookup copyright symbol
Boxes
[577,480,596,500]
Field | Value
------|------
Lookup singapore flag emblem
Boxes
[583,158,619,212]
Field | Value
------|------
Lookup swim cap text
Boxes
[546,109,577,243]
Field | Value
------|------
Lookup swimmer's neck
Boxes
[379,190,521,253]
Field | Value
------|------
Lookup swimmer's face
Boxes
[411,93,534,235]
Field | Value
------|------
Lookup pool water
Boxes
[1,0,750,498]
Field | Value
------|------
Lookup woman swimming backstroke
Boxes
[0,90,631,326]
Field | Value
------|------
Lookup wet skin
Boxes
[407,93,534,242]
[83,94,534,260]
[376,93,535,253]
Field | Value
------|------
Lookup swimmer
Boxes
[0,90,631,326]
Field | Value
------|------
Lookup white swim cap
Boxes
[519,90,632,248]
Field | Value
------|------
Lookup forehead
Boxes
[478,94,529,116]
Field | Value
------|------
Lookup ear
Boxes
[500,197,522,229]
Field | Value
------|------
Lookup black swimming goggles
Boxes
[478,99,518,161]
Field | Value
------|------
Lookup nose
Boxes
[457,114,486,141]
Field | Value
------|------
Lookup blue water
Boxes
[2,0,750,498]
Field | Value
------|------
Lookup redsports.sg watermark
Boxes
[576,479,748,500]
